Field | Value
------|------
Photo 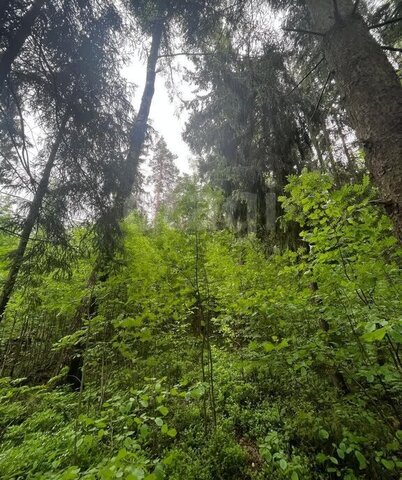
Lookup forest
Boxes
[0,0,401,479]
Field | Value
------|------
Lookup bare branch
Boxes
[283,27,324,37]
[289,57,325,95]
[310,70,332,120]
[7,81,33,184]
[369,17,402,29]
[333,0,341,20]
[158,51,216,59]
[381,45,402,52]
[158,51,263,60]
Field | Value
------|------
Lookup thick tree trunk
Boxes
[0,0,47,92]
[305,0,402,238]
[0,114,68,321]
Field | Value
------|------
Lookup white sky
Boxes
[123,56,195,175]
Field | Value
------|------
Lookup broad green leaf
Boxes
[263,342,275,352]
[381,459,395,471]
[361,327,387,342]
[154,417,163,426]
[355,451,367,469]
[158,406,169,416]
[319,429,329,440]
[279,459,287,470]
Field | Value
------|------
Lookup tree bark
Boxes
[0,0,47,93]
[305,0,402,239]
[0,113,69,321]
[0,0,12,26]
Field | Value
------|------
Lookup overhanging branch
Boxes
[158,52,217,59]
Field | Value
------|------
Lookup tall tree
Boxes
[281,0,402,237]
[112,18,164,222]
[184,35,314,239]
[98,0,244,245]
[0,114,69,319]
[0,1,132,320]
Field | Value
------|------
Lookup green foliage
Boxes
[0,173,400,479]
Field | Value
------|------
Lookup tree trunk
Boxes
[0,0,12,26]
[0,113,69,321]
[322,123,341,184]
[0,0,47,92]
[115,20,163,219]
[60,22,164,386]
[310,125,325,171]
[305,0,402,238]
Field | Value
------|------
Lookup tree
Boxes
[149,136,179,214]
[62,0,243,390]
[0,115,69,319]
[184,33,314,240]
[0,0,47,93]
[92,0,245,254]
[281,0,402,238]
[0,1,133,320]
